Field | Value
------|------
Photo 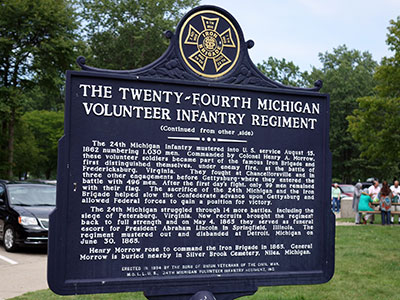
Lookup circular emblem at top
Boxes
[179,9,240,78]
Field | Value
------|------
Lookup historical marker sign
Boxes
[48,5,334,300]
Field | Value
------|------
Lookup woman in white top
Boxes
[390,180,400,224]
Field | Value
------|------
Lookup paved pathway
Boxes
[0,245,47,300]
[336,221,355,226]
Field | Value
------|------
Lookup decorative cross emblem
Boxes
[184,16,236,72]
[179,10,240,78]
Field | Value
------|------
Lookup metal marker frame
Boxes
[48,5,334,300]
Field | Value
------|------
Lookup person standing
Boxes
[379,181,392,226]
[390,180,400,224]
[331,183,341,213]
[352,183,362,224]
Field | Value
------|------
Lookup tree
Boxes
[20,110,64,179]
[308,45,377,183]
[0,0,78,178]
[374,16,400,98]
[80,0,199,70]
[13,119,40,180]
[256,49,377,182]
[348,17,400,180]
[257,57,310,87]
[348,97,400,180]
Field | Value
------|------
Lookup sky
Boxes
[199,0,400,71]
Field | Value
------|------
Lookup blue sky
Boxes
[200,0,400,71]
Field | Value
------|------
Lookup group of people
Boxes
[352,180,400,225]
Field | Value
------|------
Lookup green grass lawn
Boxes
[339,217,378,224]
[338,213,400,224]
[10,226,400,300]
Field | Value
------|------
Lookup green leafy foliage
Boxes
[348,96,400,179]
[374,17,400,98]
[80,0,199,70]
[0,0,78,178]
[0,0,78,102]
[310,45,377,182]
[258,47,378,183]
[20,110,64,179]
[0,0,201,179]
[13,119,40,179]
[257,57,311,87]
[348,17,400,180]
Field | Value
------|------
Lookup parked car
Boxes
[331,184,353,200]
[359,178,380,190]
[338,184,355,198]
[0,180,56,252]
[360,182,373,190]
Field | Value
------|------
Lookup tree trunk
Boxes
[7,109,15,179]
[46,168,51,180]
